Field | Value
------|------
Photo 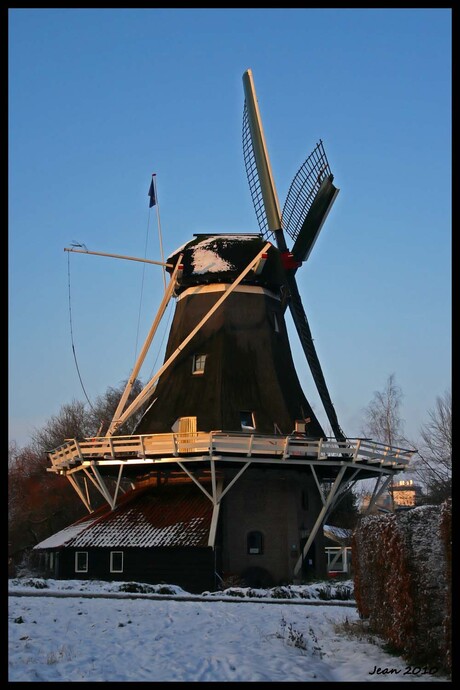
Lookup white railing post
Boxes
[353,438,361,462]
[283,436,290,459]
[317,437,323,459]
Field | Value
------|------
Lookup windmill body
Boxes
[37,70,415,592]
[136,233,324,439]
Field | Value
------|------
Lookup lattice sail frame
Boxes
[281,139,332,243]
[242,102,271,240]
[243,101,333,244]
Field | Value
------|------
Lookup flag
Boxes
[148,177,156,207]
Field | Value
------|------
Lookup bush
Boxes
[118,582,155,594]
[353,500,451,674]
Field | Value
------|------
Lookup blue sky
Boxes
[9,8,451,448]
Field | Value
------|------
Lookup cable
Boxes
[67,251,96,413]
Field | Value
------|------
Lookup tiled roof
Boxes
[323,524,352,544]
[35,482,213,550]
[33,519,98,550]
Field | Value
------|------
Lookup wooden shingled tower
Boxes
[41,70,415,592]
[134,233,326,439]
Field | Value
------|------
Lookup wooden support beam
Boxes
[310,465,326,506]
[218,462,251,501]
[208,479,223,548]
[176,462,214,502]
[64,247,173,268]
[111,464,125,508]
[107,255,184,436]
[365,474,393,515]
[293,464,347,576]
[90,465,117,509]
[66,474,92,513]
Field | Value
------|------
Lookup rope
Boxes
[67,252,96,413]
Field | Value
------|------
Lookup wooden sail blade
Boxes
[291,175,339,264]
[242,69,286,250]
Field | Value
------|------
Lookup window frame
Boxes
[192,353,207,375]
[240,410,256,431]
[110,551,124,573]
[75,551,88,573]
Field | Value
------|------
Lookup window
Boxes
[240,411,256,431]
[75,551,88,573]
[272,312,280,333]
[192,354,207,375]
[110,551,124,573]
[247,531,264,555]
[49,552,54,571]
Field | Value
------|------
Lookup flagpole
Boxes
[151,173,167,291]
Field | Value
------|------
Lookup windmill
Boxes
[42,69,415,591]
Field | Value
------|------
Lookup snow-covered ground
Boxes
[8,578,449,682]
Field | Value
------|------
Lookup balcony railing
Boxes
[48,431,415,472]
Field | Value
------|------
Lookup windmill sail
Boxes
[282,140,340,263]
[242,102,271,241]
[242,68,345,442]
[284,273,345,441]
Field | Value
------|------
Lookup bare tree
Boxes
[30,378,146,453]
[413,389,451,504]
[87,378,146,436]
[31,399,92,454]
[360,373,405,512]
[361,373,404,447]
[8,440,86,571]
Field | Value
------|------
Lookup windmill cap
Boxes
[166,234,286,294]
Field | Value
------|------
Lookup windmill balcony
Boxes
[47,431,414,474]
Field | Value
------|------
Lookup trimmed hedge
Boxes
[352,500,451,673]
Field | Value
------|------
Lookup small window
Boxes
[273,312,280,333]
[192,354,207,375]
[240,411,256,431]
[49,552,54,570]
[75,551,88,573]
[247,531,264,555]
[110,551,124,573]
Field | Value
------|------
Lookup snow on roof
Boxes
[192,246,233,274]
[168,235,261,275]
[33,518,98,550]
[35,483,213,550]
[71,512,208,548]
[323,525,352,543]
